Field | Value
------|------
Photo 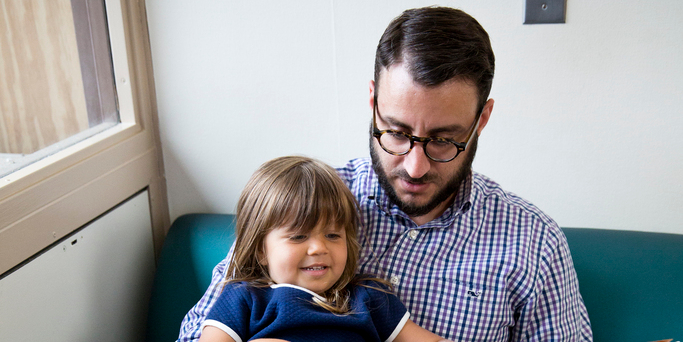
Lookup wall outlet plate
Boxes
[524,0,566,24]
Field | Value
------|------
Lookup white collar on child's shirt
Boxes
[269,283,327,302]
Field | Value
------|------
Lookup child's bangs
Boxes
[272,167,357,235]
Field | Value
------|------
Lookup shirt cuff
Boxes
[200,319,242,342]
[385,312,411,342]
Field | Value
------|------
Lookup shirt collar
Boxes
[270,283,326,301]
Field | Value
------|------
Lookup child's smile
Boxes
[262,223,348,295]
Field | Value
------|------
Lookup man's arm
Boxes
[177,246,233,342]
[394,319,452,342]
[511,229,593,341]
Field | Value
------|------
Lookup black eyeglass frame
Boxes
[372,96,483,163]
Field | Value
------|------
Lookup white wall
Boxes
[146,1,683,234]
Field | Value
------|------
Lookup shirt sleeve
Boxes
[511,227,593,341]
[335,161,355,188]
[177,244,235,342]
[201,283,253,342]
[361,281,410,342]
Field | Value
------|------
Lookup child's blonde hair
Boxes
[226,156,360,313]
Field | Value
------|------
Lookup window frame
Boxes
[0,0,169,276]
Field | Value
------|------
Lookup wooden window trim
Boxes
[0,0,169,276]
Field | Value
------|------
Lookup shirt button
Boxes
[409,230,418,239]
[390,276,400,285]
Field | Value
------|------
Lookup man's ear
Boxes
[369,80,376,109]
[476,98,494,136]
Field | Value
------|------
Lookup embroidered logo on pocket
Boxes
[467,290,482,298]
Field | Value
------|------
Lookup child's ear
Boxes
[257,249,268,266]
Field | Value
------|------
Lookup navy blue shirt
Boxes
[202,281,409,342]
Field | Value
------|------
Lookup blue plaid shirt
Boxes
[178,158,592,341]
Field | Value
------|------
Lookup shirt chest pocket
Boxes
[401,275,502,306]
[398,276,515,339]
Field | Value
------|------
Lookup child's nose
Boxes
[307,237,328,255]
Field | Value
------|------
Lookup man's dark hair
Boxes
[374,6,495,111]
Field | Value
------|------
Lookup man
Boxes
[178,6,592,341]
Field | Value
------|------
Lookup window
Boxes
[1,0,119,178]
[0,0,169,276]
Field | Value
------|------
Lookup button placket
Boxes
[409,230,418,240]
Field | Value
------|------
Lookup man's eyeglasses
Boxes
[372,98,482,163]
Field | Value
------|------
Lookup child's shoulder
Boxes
[352,275,395,295]
[350,276,408,325]
[222,280,255,292]
[219,281,271,301]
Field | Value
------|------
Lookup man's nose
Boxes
[402,143,431,179]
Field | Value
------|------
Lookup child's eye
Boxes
[289,235,307,241]
[326,233,342,240]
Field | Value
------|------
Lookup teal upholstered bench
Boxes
[563,228,683,341]
[146,214,236,342]
[146,214,683,341]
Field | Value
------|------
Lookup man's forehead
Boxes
[376,68,479,134]
[378,67,478,109]
[378,64,478,94]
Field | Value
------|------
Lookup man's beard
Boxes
[370,135,477,217]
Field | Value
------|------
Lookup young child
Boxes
[198,156,451,342]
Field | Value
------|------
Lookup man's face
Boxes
[369,64,492,222]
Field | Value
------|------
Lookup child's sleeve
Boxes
[362,282,411,342]
[200,283,252,342]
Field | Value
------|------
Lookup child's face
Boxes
[262,223,348,295]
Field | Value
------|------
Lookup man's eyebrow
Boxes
[428,125,468,137]
[381,115,412,130]
[381,115,468,137]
